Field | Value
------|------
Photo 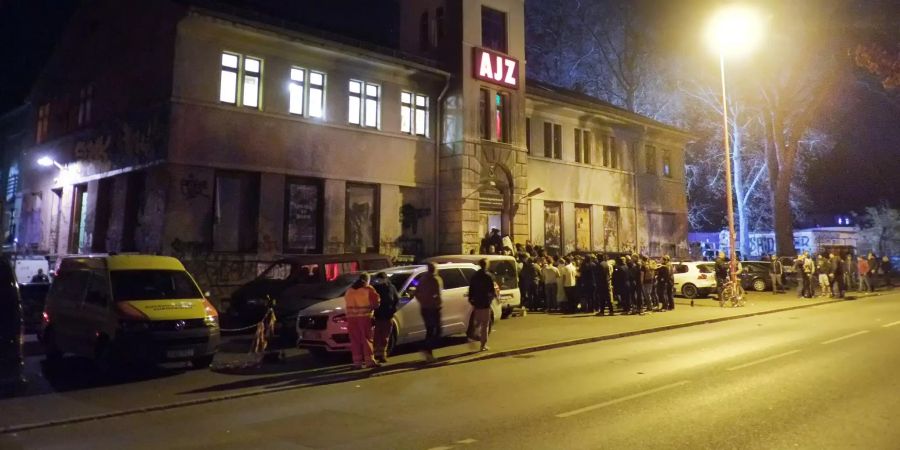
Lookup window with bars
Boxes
[349,80,380,128]
[401,91,429,136]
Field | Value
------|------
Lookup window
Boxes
[553,124,562,159]
[289,68,326,118]
[575,205,591,251]
[481,6,507,53]
[662,149,672,177]
[420,11,429,51]
[213,171,260,252]
[495,92,509,142]
[346,183,379,253]
[479,88,490,140]
[603,206,620,251]
[525,117,531,153]
[401,91,429,136]
[242,56,261,108]
[544,202,562,256]
[220,52,263,108]
[110,270,202,302]
[36,103,50,144]
[583,130,592,164]
[219,52,239,104]
[609,136,618,169]
[348,80,380,128]
[574,129,582,163]
[435,7,445,44]
[489,260,519,290]
[77,86,93,126]
[308,71,325,118]
[575,129,592,163]
[288,67,305,115]
[438,268,467,290]
[646,144,657,174]
[284,178,323,254]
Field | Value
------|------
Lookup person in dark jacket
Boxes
[519,258,538,311]
[414,263,443,362]
[596,255,614,315]
[467,259,497,351]
[578,257,597,313]
[657,256,675,310]
[629,255,644,314]
[612,257,630,314]
[829,253,845,299]
[371,272,400,363]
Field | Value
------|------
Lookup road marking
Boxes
[456,439,478,444]
[426,447,454,450]
[882,320,900,328]
[727,350,801,371]
[555,381,691,418]
[821,330,870,344]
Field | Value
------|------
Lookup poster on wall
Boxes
[575,206,591,251]
[603,207,619,252]
[286,181,320,253]
[544,202,562,256]
[346,183,377,253]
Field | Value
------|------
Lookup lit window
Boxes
[219,52,239,104]
[308,71,325,118]
[288,67,305,115]
[349,80,380,128]
[495,92,509,143]
[402,91,429,136]
[242,56,261,108]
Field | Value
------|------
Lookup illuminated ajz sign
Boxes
[473,48,519,89]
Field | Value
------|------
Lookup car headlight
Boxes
[204,315,219,328]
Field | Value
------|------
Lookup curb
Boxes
[0,297,852,435]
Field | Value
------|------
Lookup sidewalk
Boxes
[0,290,882,433]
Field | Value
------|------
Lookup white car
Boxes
[672,262,717,299]
[295,263,501,356]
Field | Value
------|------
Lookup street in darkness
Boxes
[2,292,899,449]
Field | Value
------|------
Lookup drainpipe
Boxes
[631,128,644,255]
[433,73,451,256]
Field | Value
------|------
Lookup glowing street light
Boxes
[705,4,765,288]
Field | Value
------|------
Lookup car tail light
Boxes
[697,274,708,280]
[42,311,50,325]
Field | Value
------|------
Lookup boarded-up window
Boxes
[213,171,259,252]
[284,178,323,254]
[544,202,562,256]
[575,205,591,251]
[603,207,619,252]
[346,183,378,253]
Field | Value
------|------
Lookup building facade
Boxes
[11,0,690,301]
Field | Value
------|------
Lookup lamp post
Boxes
[705,4,764,287]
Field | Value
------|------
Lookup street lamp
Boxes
[37,156,64,170]
[705,4,764,288]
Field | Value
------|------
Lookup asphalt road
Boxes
[3,293,899,449]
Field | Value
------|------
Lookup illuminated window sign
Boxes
[473,47,519,89]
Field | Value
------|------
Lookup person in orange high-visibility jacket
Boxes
[344,273,381,368]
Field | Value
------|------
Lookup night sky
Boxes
[1,0,898,214]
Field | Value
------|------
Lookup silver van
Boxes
[423,255,521,318]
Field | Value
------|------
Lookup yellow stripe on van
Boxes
[126,299,207,320]
[106,255,186,271]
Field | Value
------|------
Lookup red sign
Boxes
[473,47,519,89]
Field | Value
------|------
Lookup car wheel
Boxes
[500,307,511,319]
[42,328,62,362]
[192,354,215,369]
[681,284,699,299]
[752,278,767,292]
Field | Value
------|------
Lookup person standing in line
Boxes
[560,257,578,313]
[415,263,443,362]
[793,256,805,297]
[629,255,644,315]
[519,258,538,311]
[844,254,854,291]
[770,255,784,294]
[641,256,655,313]
[857,256,871,292]
[578,256,597,313]
[802,252,815,298]
[595,254,614,316]
[645,257,660,311]
[881,256,893,288]
[657,256,675,311]
[371,272,399,364]
[817,255,832,298]
[541,257,561,312]
[467,259,497,351]
[868,253,879,291]
[556,258,568,311]
[343,273,381,369]
[613,257,630,314]
[830,253,845,299]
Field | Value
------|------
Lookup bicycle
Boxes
[718,280,745,308]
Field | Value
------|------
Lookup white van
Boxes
[423,255,521,318]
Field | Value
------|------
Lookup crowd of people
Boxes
[791,251,894,299]
[514,246,676,316]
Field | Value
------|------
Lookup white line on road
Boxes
[882,320,900,328]
[456,439,478,444]
[555,381,691,418]
[821,330,870,344]
[425,447,454,450]
[726,350,801,371]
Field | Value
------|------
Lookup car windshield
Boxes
[110,270,202,302]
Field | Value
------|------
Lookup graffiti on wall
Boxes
[170,238,265,304]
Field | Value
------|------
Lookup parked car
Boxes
[672,262,716,299]
[423,255,520,317]
[295,263,501,356]
[738,261,774,292]
[1,257,25,393]
[226,253,393,329]
[41,254,220,369]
